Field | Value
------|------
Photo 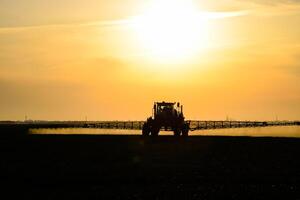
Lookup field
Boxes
[1,125,300,199]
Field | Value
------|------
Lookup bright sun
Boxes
[131,0,209,62]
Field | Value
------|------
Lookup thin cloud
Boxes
[88,10,250,27]
[235,0,300,16]
[241,0,300,6]
[0,9,249,33]
[200,10,249,19]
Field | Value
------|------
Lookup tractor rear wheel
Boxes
[182,123,189,137]
[151,125,160,136]
[142,123,151,136]
[173,127,181,136]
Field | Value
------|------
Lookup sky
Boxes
[0,0,300,121]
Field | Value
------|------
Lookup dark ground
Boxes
[1,125,300,199]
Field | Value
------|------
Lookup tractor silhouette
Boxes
[142,102,189,136]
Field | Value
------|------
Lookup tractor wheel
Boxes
[142,123,151,136]
[173,127,181,137]
[182,123,189,137]
[151,125,160,136]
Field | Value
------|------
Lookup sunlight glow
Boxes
[131,0,210,62]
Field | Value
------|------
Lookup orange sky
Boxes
[0,0,300,121]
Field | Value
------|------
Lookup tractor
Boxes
[142,102,189,136]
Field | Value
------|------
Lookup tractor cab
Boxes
[153,102,183,120]
[143,101,189,137]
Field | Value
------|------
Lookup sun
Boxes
[131,0,209,62]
